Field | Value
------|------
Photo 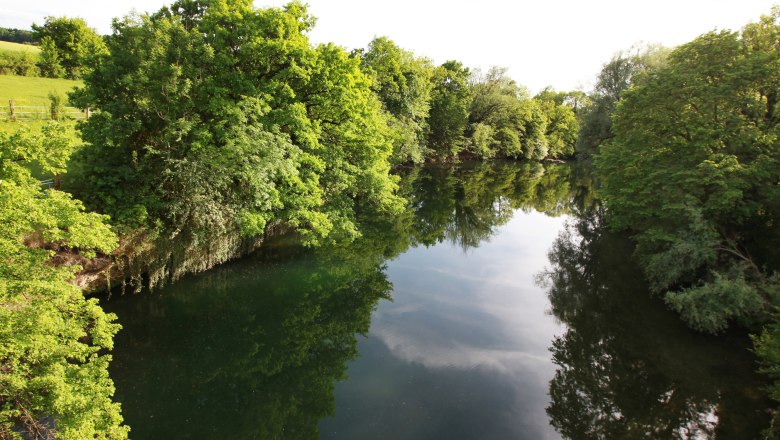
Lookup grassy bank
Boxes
[0,41,40,54]
[0,74,82,107]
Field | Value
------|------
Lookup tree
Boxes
[427,60,472,159]
[360,37,435,164]
[0,27,36,44]
[32,16,107,79]
[577,45,669,157]
[534,88,579,158]
[70,0,401,247]
[467,67,550,160]
[595,12,780,333]
[37,36,65,78]
[0,124,127,439]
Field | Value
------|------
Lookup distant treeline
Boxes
[0,27,36,44]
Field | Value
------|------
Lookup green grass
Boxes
[0,41,40,54]
[0,74,82,107]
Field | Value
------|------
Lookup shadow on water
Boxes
[539,204,772,439]
[103,160,770,439]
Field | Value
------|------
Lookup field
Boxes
[0,74,82,107]
[0,41,40,54]
[0,74,85,181]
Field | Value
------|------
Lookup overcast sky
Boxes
[1,0,777,92]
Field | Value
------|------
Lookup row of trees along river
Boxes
[1,1,780,439]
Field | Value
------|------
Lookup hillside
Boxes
[0,74,81,107]
[0,40,40,54]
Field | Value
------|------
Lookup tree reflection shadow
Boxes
[540,206,771,439]
[105,160,597,438]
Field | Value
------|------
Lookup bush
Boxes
[0,49,39,76]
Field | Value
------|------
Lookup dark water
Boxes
[103,162,771,439]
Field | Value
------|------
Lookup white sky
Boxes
[1,0,777,92]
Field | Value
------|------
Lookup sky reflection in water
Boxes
[320,211,567,440]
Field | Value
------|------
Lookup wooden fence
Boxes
[6,99,91,121]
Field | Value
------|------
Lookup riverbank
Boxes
[71,224,289,294]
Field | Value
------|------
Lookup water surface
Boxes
[104,162,770,439]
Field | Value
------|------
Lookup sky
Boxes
[1,0,777,92]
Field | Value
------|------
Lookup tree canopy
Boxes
[576,45,669,157]
[0,124,126,439]
[359,37,435,164]
[32,16,107,79]
[70,0,402,246]
[596,10,780,334]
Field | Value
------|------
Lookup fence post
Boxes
[85,107,91,119]
[9,99,14,121]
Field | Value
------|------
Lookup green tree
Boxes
[467,67,548,160]
[360,37,435,164]
[0,27,36,44]
[37,36,65,78]
[534,88,579,158]
[595,12,780,332]
[0,124,127,439]
[32,16,107,79]
[70,0,401,247]
[427,60,472,159]
[577,45,668,157]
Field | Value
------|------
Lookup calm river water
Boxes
[103,162,771,439]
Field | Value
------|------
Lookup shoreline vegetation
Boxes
[2,1,780,439]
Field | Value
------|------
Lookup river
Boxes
[102,161,770,439]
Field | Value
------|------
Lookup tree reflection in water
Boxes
[105,160,576,439]
[540,205,772,439]
[104,160,771,439]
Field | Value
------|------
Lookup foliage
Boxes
[577,45,668,157]
[36,37,65,79]
[596,10,780,333]
[427,61,472,158]
[466,67,555,160]
[540,207,771,439]
[359,37,435,164]
[32,16,107,79]
[70,0,401,245]
[534,88,579,158]
[753,314,780,439]
[0,49,38,77]
[48,92,64,121]
[0,124,127,439]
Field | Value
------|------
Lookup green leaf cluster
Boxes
[69,0,402,245]
[32,16,108,79]
[359,37,435,164]
[426,61,472,158]
[358,38,579,164]
[465,67,579,160]
[596,10,780,334]
[576,45,669,158]
[0,125,127,439]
